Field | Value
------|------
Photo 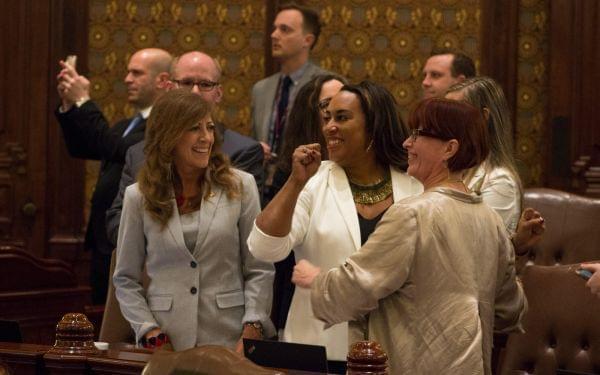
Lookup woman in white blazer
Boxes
[247,81,423,364]
[445,77,545,252]
[113,90,275,352]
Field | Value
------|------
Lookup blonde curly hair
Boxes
[138,89,240,228]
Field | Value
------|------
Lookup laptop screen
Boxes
[243,338,328,373]
[0,320,22,343]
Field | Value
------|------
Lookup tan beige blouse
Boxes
[311,187,526,374]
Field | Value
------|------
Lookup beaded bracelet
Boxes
[140,332,169,349]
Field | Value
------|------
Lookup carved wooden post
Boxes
[346,340,388,374]
[47,313,99,355]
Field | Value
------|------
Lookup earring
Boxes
[366,140,374,153]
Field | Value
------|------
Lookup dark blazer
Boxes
[55,101,146,255]
[105,123,264,246]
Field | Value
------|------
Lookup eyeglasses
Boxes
[172,79,220,91]
[409,128,450,142]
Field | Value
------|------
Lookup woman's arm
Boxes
[255,144,321,236]
[494,225,527,333]
[247,144,321,262]
[113,185,160,344]
[297,205,418,326]
[580,263,600,298]
[479,168,521,234]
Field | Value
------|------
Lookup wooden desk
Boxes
[0,342,328,374]
[0,342,151,374]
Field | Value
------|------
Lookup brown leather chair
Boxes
[98,251,149,343]
[499,264,600,374]
[520,188,600,268]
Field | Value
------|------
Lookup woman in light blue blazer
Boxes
[113,89,275,352]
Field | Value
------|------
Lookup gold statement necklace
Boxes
[348,170,393,205]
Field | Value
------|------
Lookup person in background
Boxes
[56,48,172,304]
[113,89,274,352]
[106,51,263,246]
[445,76,545,252]
[251,2,327,203]
[292,98,526,374]
[248,81,422,370]
[581,263,600,298]
[422,47,476,99]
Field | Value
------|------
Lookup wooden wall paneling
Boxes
[547,0,600,192]
[576,2,600,160]
[0,0,51,256]
[264,0,278,77]
[479,0,519,131]
[0,0,88,282]
[547,0,575,190]
[45,0,88,278]
[0,245,91,344]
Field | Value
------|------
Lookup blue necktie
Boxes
[122,114,142,138]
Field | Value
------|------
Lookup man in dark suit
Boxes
[105,51,264,246]
[55,48,172,304]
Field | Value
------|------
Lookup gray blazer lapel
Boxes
[328,164,361,250]
[166,200,191,257]
[192,185,223,257]
[257,74,280,142]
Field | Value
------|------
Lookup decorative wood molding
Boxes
[0,142,27,175]
[479,0,519,129]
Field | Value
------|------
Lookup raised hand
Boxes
[512,207,545,255]
[289,143,321,186]
[56,60,90,110]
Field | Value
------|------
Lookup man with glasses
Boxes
[55,48,172,304]
[106,51,263,246]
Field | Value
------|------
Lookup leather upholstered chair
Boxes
[499,264,600,374]
[98,251,149,343]
[519,188,600,270]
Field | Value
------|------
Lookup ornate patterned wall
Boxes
[515,0,548,186]
[306,0,481,120]
[85,0,547,205]
[86,0,266,212]
[88,0,265,130]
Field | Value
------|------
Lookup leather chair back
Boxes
[98,251,149,343]
[520,188,600,268]
[500,264,600,374]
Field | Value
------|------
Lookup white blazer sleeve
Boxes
[247,180,314,262]
[479,168,520,233]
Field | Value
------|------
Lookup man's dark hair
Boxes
[430,48,476,78]
[279,2,321,49]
